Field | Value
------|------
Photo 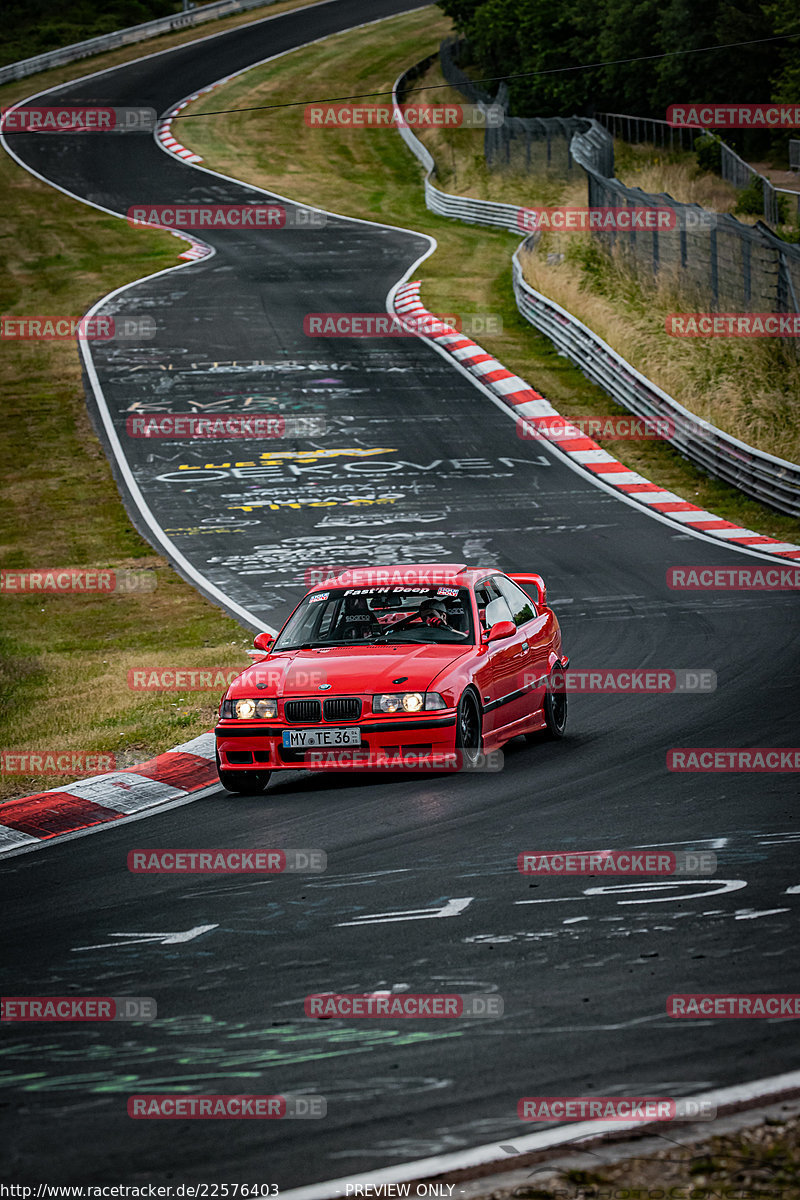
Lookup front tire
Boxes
[216,753,271,794]
[543,672,568,738]
[456,690,483,768]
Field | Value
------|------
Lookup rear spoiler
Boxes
[507,572,547,608]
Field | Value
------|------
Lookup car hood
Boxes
[231,644,473,696]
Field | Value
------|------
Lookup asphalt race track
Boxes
[1,0,799,1188]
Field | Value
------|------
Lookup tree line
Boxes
[436,0,799,128]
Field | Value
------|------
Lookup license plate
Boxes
[282,727,362,749]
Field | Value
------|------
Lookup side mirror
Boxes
[247,631,274,660]
[487,620,516,643]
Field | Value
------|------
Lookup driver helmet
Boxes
[419,598,448,621]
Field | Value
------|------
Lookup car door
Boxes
[494,574,553,723]
[474,578,532,736]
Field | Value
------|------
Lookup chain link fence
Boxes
[440,39,596,178]
[597,113,800,226]
[440,38,800,325]
[594,112,702,152]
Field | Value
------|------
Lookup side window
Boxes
[475,579,512,629]
[494,575,536,626]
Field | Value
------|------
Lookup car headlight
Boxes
[372,692,447,714]
[373,692,423,713]
[220,697,277,719]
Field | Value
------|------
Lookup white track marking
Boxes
[337,897,473,926]
[0,826,39,850]
[72,923,218,950]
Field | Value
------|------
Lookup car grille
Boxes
[284,699,322,723]
[323,697,361,721]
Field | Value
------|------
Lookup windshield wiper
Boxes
[280,640,380,650]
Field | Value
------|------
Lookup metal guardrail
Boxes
[511,252,800,516]
[394,55,522,233]
[568,121,615,180]
[392,59,800,517]
[0,0,278,85]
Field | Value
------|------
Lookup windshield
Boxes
[274,586,475,650]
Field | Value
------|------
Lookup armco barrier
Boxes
[394,54,522,233]
[392,61,800,518]
[511,257,800,517]
[0,0,279,85]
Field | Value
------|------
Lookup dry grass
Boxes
[478,1111,800,1199]
[517,239,800,462]
[612,140,743,212]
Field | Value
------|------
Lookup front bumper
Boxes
[215,714,458,772]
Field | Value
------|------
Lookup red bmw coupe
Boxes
[215,563,569,793]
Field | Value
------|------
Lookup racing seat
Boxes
[332,595,382,641]
[485,595,514,629]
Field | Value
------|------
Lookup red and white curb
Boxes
[393,282,800,561]
[156,75,235,167]
[156,100,204,164]
[155,79,239,260]
[155,102,213,261]
[0,733,217,856]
